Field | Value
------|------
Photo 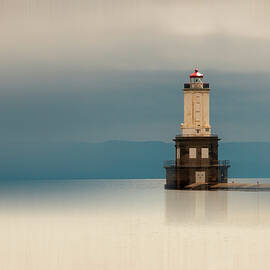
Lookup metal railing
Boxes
[163,159,230,168]
[218,160,230,166]
[163,160,175,168]
[184,83,209,89]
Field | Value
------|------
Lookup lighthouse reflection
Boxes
[165,189,270,227]
[165,190,228,225]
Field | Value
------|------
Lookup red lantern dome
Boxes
[190,68,203,78]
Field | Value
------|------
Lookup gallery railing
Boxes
[163,160,230,168]
[218,160,230,167]
[184,83,209,89]
[163,160,175,168]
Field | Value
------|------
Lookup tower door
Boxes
[195,171,205,183]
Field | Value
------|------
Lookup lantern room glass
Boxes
[190,77,203,83]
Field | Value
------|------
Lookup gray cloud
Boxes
[1,0,270,72]
[0,1,270,143]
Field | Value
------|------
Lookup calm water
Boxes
[1,178,270,270]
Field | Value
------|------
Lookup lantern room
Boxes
[190,68,203,83]
[189,68,204,88]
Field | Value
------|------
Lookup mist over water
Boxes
[1,179,270,269]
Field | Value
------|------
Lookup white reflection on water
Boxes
[0,179,270,270]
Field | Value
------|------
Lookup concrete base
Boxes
[164,135,229,190]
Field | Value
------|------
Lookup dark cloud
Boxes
[0,70,269,142]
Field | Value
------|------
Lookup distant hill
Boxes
[0,141,269,180]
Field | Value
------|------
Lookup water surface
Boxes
[0,179,270,270]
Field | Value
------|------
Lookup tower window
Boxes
[189,148,196,158]
[201,148,209,159]
[195,103,200,121]
[177,148,180,160]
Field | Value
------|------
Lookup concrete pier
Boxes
[184,183,270,191]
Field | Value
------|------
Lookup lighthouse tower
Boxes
[181,68,211,136]
[164,68,229,190]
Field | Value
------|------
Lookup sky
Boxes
[0,0,270,143]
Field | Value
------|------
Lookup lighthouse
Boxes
[181,68,211,137]
[164,68,230,190]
